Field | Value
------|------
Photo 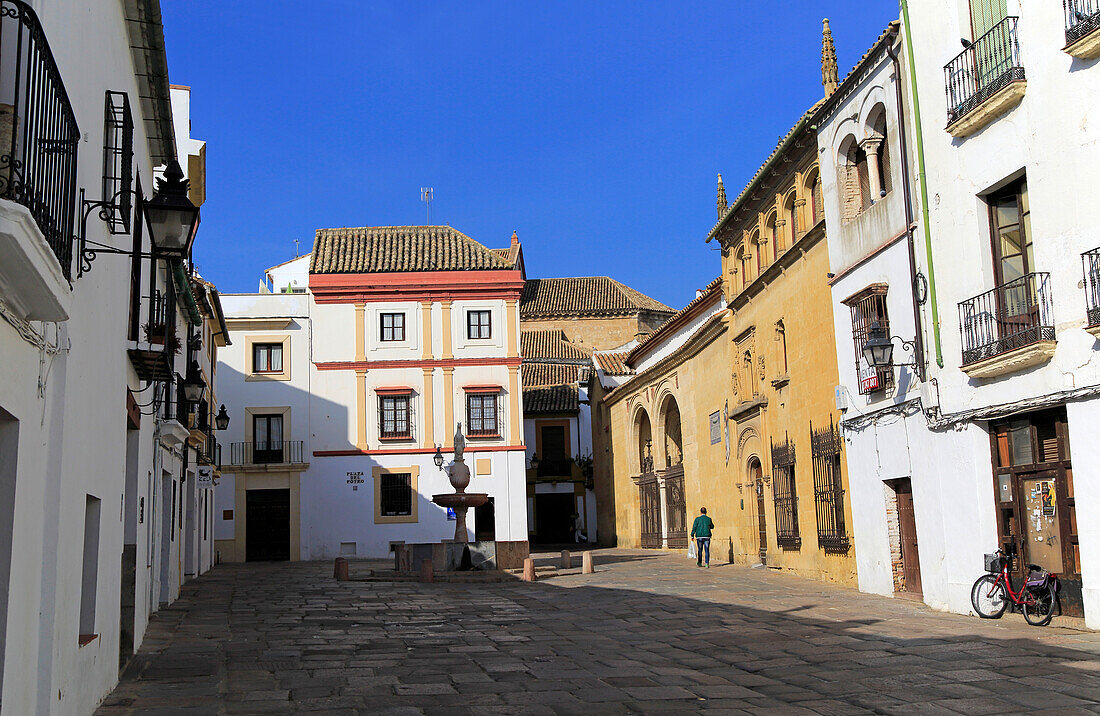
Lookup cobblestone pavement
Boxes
[98,549,1100,715]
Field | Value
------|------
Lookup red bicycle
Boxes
[970,548,1057,626]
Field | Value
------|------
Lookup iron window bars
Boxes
[380,472,413,517]
[378,394,414,440]
[380,312,405,342]
[102,91,133,233]
[0,0,79,279]
[847,287,894,394]
[467,310,491,339]
[945,16,1023,127]
[958,272,1054,366]
[466,393,501,436]
[770,434,801,550]
[1083,247,1100,328]
[1065,0,1100,46]
[811,418,850,553]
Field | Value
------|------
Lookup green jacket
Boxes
[691,515,714,538]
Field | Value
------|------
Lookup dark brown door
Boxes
[753,460,766,565]
[246,489,290,561]
[639,479,661,548]
[896,480,922,595]
[664,468,687,549]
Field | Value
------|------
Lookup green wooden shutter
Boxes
[970,0,1008,38]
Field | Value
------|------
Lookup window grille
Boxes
[770,434,801,549]
[466,393,500,436]
[467,310,492,339]
[102,91,133,234]
[380,313,405,342]
[253,343,283,373]
[380,473,412,516]
[811,418,850,552]
[378,394,413,439]
[845,286,893,394]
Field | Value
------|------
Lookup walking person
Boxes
[690,507,714,568]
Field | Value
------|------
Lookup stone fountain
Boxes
[431,425,488,544]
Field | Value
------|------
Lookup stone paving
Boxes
[98,549,1100,715]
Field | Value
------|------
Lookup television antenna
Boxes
[420,187,433,224]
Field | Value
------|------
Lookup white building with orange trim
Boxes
[216,226,529,561]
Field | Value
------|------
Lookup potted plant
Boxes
[142,320,168,345]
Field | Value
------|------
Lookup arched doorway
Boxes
[659,395,687,549]
[634,408,660,548]
[749,458,766,566]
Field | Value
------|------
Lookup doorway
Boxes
[639,478,661,548]
[246,489,290,561]
[751,459,766,565]
[893,479,922,595]
[534,493,573,544]
[474,497,495,542]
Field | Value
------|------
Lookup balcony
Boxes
[944,16,1025,138]
[128,290,178,381]
[535,456,577,481]
[0,0,79,321]
[958,272,1056,378]
[1082,247,1100,335]
[196,430,221,469]
[228,441,307,471]
[157,377,190,448]
[1065,1,1100,57]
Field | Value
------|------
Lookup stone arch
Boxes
[631,403,653,475]
[836,134,867,221]
[803,165,823,226]
[863,102,891,198]
[655,391,683,469]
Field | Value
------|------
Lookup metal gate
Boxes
[663,466,688,549]
[639,477,661,548]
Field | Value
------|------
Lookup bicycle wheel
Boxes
[971,574,1008,618]
[1023,583,1056,626]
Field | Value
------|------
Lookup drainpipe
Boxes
[887,34,927,382]
[899,0,944,368]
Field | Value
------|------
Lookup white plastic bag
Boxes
[687,540,697,559]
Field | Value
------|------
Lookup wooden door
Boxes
[246,489,290,561]
[896,480,922,595]
[663,468,688,549]
[639,479,661,549]
[1018,471,1063,572]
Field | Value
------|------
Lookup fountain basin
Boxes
[431,493,489,510]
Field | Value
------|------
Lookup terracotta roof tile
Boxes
[490,246,522,269]
[523,384,579,414]
[309,226,511,274]
[593,351,633,376]
[520,277,674,318]
[520,330,592,361]
[521,362,581,388]
[628,277,723,362]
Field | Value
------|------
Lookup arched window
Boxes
[812,171,824,225]
[776,320,789,376]
[872,112,891,197]
[736,245,748,292]
[836,138,865,222]
[754,230,765,275]
[768,214,779,262]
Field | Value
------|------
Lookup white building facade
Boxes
[823,3,1100,627]
[0,1,221,712]
[217,227,530,561]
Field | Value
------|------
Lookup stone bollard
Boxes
[582,550,594,574]
[522,557,536,582]
[333,557,349,581]
[560,550,571,569]
[420,559,434,583]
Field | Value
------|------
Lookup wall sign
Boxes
[346,471,365,491]
[197,465,215,489]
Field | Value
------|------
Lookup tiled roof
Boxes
[490,245,521,269]
[628,277,723,362]
[523,384,579,414]
[814,22,901,125]
[706,99,825,243]
[309,226,512,274]
[520,277,674,318]
[520,330,592,361]
[593,351,633,376]
[522,362,581,388]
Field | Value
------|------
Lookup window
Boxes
[379,473,412,517]
[787,196,799,245]
[775,320,789,377]
[380,313,405,342]
[467,393,499,436]
[811,172,823,224]
[252,343,283,373]
[845,286,894,395]
[873,114,892,198]
[79,495,101,643]
[840,140,869,222]
[378,394,411,439]
[538,424,570,477]
[771,436,800,549]
[988,178,1033,287]
[769,214,779,262]
[811,419,849,552]
[253,414,284,463]
[752,231,765,275]
[737,246,749,289]
[467,310,491,339]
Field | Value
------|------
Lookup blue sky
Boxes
[163,2,896,308]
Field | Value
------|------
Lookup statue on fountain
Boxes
[432,424,488,543]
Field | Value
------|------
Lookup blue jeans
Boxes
[695,537,710,565]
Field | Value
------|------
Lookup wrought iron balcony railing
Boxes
[0,0,79,279]
[229,440,304,466]
[1082,247,1100,327]
[536,456,574,479]
[197,430,221,468]
[944,16,1023,126]
[1066,0,1100,45]
[958,272,1054,365]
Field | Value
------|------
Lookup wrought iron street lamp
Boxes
[145,160,200,260]
[182,360,206,404]
[529,453,540,471]
[861,321,917,369]
[433,445,445,471]
[214,404,230,431]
